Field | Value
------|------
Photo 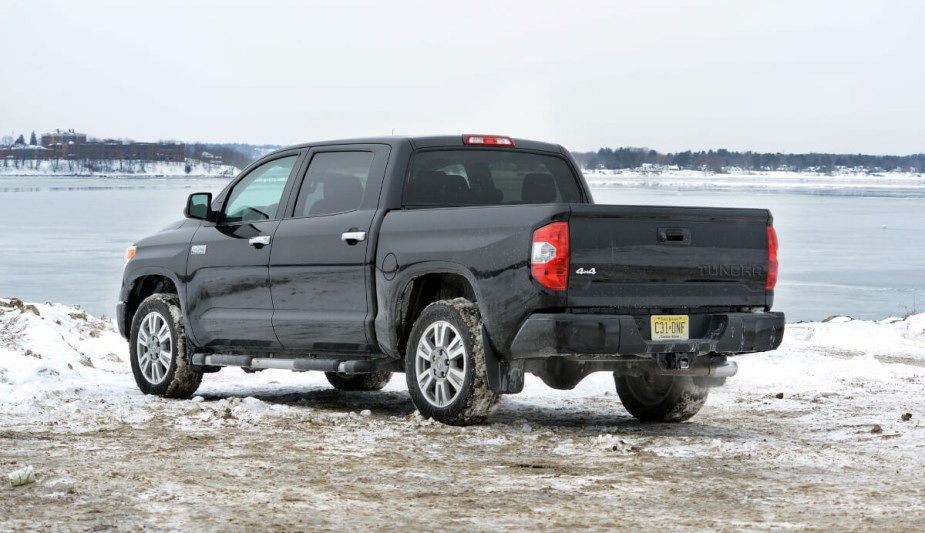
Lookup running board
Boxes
[191,354,384,373]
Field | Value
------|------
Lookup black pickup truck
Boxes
[118,134,784,424]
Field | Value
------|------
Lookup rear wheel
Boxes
[129,293,202,398]
[614,372,708,422]
[405,299,499,425]
[325,371,392,391]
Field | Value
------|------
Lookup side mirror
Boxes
[185,192,215,221]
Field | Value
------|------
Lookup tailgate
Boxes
[567,204,772,310]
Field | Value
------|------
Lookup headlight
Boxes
[124,246,137,265]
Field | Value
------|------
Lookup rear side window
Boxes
[293,152,375,217]
[403,150,581,207]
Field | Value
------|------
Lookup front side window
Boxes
[293,152,374,217]
[403,150,581,207]
[222,155,297,224]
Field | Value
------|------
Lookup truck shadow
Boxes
[195,387,752,440]
[197,388,416,418]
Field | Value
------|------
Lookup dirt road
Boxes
[2,361,923,532]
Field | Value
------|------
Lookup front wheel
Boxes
[614,372,708,422]
[129,293,202,398]
[405,299,500,425]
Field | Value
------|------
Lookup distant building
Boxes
[199,151,223,164]
[0,144,52,160]
[10,129,189,162]
[41,129,87,146]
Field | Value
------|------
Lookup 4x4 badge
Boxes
[190,245,207,255]
[575,267,596,275]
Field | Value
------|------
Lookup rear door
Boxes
[270,145,390,353]
[186,153,302,349]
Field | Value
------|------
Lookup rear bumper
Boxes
[508,312,785,359]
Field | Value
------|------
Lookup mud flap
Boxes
[482,326,524,394]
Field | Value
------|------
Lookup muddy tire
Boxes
[405,299,500,425]
[325,371,393,391]
[614,372,708,422]
[129,293,202,398]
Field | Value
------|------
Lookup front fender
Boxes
[120,266,191,342]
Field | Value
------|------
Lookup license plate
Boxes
[650,315,689,341]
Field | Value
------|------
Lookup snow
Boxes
[3,297,924,529]
[584,169,925,193]
[2,297,922,434]
[0,159,237,177]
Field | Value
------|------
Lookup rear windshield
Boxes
[403,150,582,207]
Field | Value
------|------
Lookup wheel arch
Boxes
[391,265,481,359]
[123,272,181,337]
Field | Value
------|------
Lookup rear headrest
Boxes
[309,174,364,215]
[522,173,557,203]
[408,171,470,204]
[440,174,469,199]
[406,171,444,204]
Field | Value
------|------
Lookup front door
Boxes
[186,153,301,350]
[270,146,389,353]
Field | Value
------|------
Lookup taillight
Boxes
[767,226,779,290]
[531,222,569,291]
[463,134,515,147]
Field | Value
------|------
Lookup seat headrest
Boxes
[522,173,557,203]
[408,171,470,204]
[308,174,364,215]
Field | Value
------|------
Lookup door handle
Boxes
[341,231,366,242]
[657,227,691,245]
[249,235,271,247]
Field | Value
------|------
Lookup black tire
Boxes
[129,293,202,398]
[614,372,708,422]
[325,371,393,391]
[404,298,500,425]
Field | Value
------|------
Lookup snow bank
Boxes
[785,314,925,361]
[0,298,127,398]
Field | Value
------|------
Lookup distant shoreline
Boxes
[0,159,238,178]
[585,169,925,191]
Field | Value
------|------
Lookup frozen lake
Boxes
[1,174,922,322]
[1,175,232,319]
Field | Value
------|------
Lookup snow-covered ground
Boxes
[2,298,924,530]
[0,160,237,177]
[585,169,925,193]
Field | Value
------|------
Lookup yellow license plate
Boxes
[650,315,689,341]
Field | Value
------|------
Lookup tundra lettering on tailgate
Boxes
[699,264,767,279]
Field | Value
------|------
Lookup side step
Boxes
[191,354,390,374]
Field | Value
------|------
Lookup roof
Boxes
[268,135,567,157]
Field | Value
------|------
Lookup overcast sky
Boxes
[1,0,923,154]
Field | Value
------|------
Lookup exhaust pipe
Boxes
[653,354,738,378]
[708,361,738,378]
